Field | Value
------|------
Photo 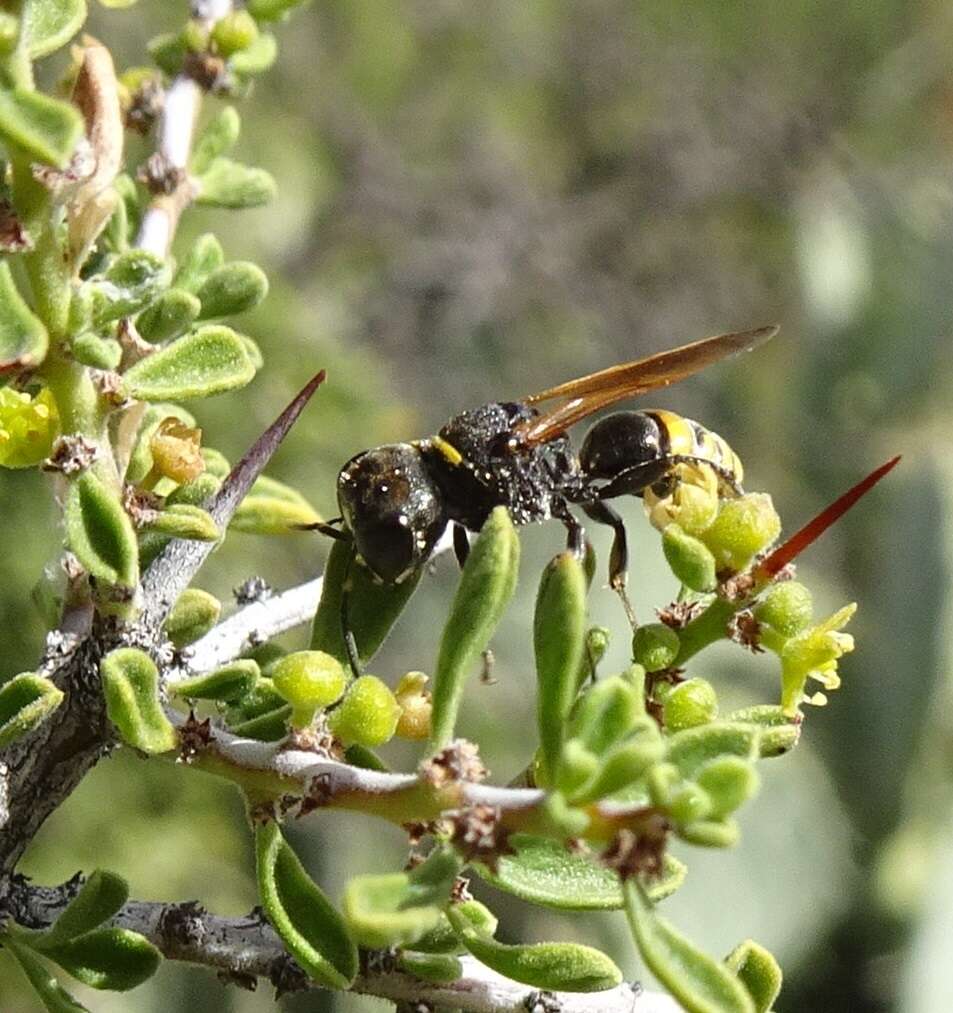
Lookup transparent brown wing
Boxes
[517,324,778,446]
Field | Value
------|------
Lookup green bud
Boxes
[0,673,64,748]
[66,471,139,592]
[211,11,259,57]
[71,332,122,370]
[662,523,717,592]
[753,581,813,638]
[195,158,277,209]
[535,551,587,784]
[91,250,171,326]
[0,262,48,375]
[163,588,221,648]
[272,650,346,729]
[695,756,760,819]
[662,678,718,731]
[173,234,225,294]
[123,325,255,401]
[576,625,610,688]
[145,503,220,542]
[172,660,259,703]
[0,88,83,168]
[196,261,268,319]
[644,464,719,535]
[100,648,177,754]
[328,675,400,747]
[255,821,358,989]
[429,506,520,751]
[136,288,202,342]
[632,623,680,672]
[394,671,432,741]
[701,493,781,572]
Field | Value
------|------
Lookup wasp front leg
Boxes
[581,500,638,629]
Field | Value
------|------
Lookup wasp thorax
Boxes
[579,411,662,480]
[337,443,448,584]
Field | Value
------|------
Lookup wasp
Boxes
[312,325,776,654]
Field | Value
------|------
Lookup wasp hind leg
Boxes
[339,545,363,678]
[453,523,471,569]
[581,499,638,629]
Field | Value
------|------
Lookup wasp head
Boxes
[337,444,448,584]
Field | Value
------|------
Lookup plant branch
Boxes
[3,876,677,1012]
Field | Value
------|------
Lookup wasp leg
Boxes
[667,454,744,496]
[339,546,363,677]
[553,500,586,558]
[587,460,670,501]
[295,517,352,541]
[453,522,471,569]
[581,499,638,629]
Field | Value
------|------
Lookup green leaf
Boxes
[136,288,201,343]
[145,503,221,542]
[665,723,761,779]
[231,474,320,533]
[228,703,291,741]
[566,720,664,804]
[146,32,186,76]
[100,648,177,754]
[694,757,759,820]
[447,905,622,992]
[413,898,497,955]
[173,234,224,294]
[343,865,449,950]
[475,833,686,910]
[70,332,121,371]
[428,506,519,751]
[534,551,587,784]
[98,0,138,8]
[3,936,89,1013]
[310,537,420,669]
[229,31,277,75]
[726,705,800,758]
[65,471,139,588]
[171,660,259,703]
[195,158,277,209]
[724,939,782,1013]
[30,871,129,951]
[196,261,268,319]
[624,880,755,1013]
[678,818,740,848]
[255,821,358,989]
[0,261,48,374]
[21,0,87,59]
[248,0,310,21]
[396,950,462,984]
[662,523,717,593]
[191,106,240,176]
[44,928,160,990]
[122,325,255,401]
[0,672,63,749]
[568,673,643,756]
[90,250,171,325]
[163,588,222,648]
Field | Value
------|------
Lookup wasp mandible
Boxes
[311,325,777,653]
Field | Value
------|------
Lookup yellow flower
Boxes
[0,387,60,469]
[780,603,856,715]
[149,417,205,484]
[643,461,719,535]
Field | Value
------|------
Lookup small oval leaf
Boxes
[624,879,755,1013]
[191,106,240,176]
[666,723,761,779]
[90,250,171,325]
[136,288,201,343]
[122,325,255,401]
[44,927,160,991]
[171,660,259,703]
[145,503,220,542]
[163,588,222,648]
[0,673,64,749]
[447,904,622,992]
[534,551,587,784]
[22,0,87,59]
[195,158,277,209]
[196,261,268,319]
[0,89,82,166]
[724,939,783,1013]
[255,821,358,989]
[475,833,685,910]
[33,871,129,951]
[173,234,225,294]
[3,936,89,1013]
[0,262,48,374]
[100,648,177,754]
[428,506,519,751]
[396,950,462,984]
[231,474,320,534]
[65,471,139,589]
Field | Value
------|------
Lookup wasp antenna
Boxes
[756,455,901,579]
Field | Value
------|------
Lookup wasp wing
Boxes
[517,324,778,446]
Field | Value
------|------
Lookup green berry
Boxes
[328,675,400,747]
[754,581,813,638]
[632,623,680,672]
[272,650,346,729]
[701,493,781,572]
[211,11,259,57]
[662,678,718,730]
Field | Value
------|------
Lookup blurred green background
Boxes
[3,1,953,1010]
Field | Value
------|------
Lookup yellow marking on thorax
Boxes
[427,435,464,466]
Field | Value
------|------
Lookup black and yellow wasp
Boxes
[312,326,776,613]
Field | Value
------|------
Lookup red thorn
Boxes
[756,455,901,579]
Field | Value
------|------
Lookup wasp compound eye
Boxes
[337,444,448,584]
[579,411,662,480]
